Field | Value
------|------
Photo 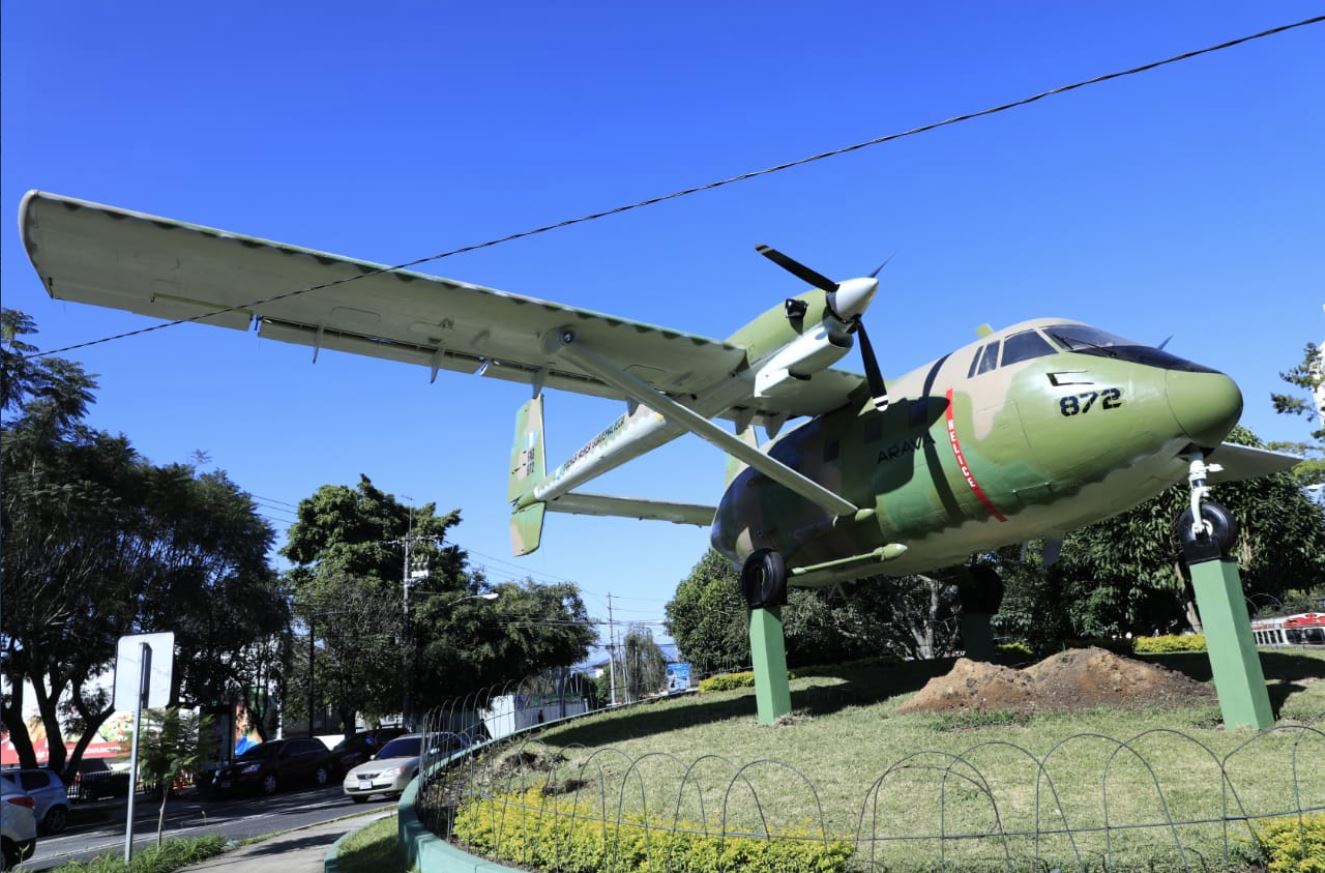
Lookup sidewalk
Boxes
[180,811,391,873]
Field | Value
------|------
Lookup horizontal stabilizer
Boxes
[547,492,715,526]
[1207,442,1302,483]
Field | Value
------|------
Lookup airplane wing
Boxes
[1207,442,1302,483]
[20,191,861,421]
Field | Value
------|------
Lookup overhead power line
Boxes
[29,14,1323,361]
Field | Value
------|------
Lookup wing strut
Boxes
[549,328,859,517]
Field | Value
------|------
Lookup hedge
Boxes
[698,671,756,694]
[454,788,854,873]
[1132,634,1207,654]
[698,657,903,694]
[1241,814,1325,873]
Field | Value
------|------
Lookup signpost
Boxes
[113,632,175,863]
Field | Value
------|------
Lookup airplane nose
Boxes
[1165,369,1243,447]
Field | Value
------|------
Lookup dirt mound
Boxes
[897,647,1213,715]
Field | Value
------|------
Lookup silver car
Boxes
[0,769,68,835]
[2,784,38,868]
[342,734,426,803]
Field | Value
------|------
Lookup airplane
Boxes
[17,190,1300,621]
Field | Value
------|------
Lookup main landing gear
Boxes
[741,549,793,725]
[1176,453,1273,730]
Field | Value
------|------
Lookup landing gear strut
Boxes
[741,549,792,725]
[1176,453,1273,730]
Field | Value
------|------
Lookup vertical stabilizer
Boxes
[509,395,547,555]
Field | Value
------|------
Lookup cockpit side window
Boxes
[967,341,1000,377]
[1000,330,1057,366]
[976,341,1000,375]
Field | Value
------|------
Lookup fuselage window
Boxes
[976,341,1000,375]
[1001,330,1057,366]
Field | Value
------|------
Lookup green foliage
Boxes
[996,641,1034,658]
[454,788,854,873]
[666,551,959,672]
[698,671,755,694]
[1133,634,1207,654]
[1239,814,1325,873]
[620,626,669,702]
[1270,341,1324,487]
[2,309,286,779]
[139,709,214,845]
[48,835,226,873]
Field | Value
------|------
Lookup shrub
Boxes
[50,835,226,873]
[698,671,756,694]
[996,641,1034,658]
[1133,634,1207,654]
[1238,814,1325,873]
[454,788,854,873]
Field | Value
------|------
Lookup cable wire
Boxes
[28,14,1323,361]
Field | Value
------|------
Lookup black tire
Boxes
[43,803,69,834]
[261,773,278,796]
[740,549,788,609]
[1175,501,1238,560]
[351,794,369,804]
[3,837,19,871]
[314,766,329,787]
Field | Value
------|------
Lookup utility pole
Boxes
[606,594,617,706]
[307,617,315,737]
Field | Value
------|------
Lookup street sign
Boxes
[113,632,175,711]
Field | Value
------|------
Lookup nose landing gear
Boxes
[1175,452,1273,730]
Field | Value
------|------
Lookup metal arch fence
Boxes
[413,677,1324,872]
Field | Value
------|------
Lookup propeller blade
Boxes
[756,244,839,293]
[868,253,895,279]
[853,319,890,411]
[1157,334,1174,350]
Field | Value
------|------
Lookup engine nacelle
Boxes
[752,318,853,398]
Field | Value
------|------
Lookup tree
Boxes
[619,626,668,702]
[2,309,286,780]
[1270,340,1324,486]
[665,550,960,671]
[282,478,596,730]
[139,709,212,845]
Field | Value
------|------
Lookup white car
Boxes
[342,734,426,803]
[2,792,38,870]
[0,770,68,834]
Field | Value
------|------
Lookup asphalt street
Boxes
[20,786,395,870]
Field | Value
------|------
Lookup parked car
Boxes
[209,739,332,796]
[329,727,407,776]
[342,733,470,803]
[1,786,37,869]
[70,758,130,802]
[0,769,68,835]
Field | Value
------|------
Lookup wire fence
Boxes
[412,673,1324,872]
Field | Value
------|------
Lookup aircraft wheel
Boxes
[1176,502,1238,558]
[740,549,788,609]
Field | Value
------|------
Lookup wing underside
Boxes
[21,191,862,422]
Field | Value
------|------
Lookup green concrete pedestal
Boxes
[959,612,995,661]
[1190,558,1274,730]
[749,606,792,725]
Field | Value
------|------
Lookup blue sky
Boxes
[3,3,1322,646]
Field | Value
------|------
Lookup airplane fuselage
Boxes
[711,317,1243,582]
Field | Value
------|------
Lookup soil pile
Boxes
[896,647,1213,715]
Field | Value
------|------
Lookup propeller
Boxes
[756,244,890,410]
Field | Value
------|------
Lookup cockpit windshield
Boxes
[1043,323,1217,373]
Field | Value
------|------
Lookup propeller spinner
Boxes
[756,244,891,410]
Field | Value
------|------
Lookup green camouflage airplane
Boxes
[19,191,1299,606]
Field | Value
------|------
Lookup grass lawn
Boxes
[336,815,413,873]
[465,649,1325,872]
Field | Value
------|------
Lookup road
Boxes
[21,787,396,870]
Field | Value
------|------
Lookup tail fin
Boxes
[508,395,547,556]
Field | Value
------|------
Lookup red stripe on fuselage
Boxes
[944,388,1008,523]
